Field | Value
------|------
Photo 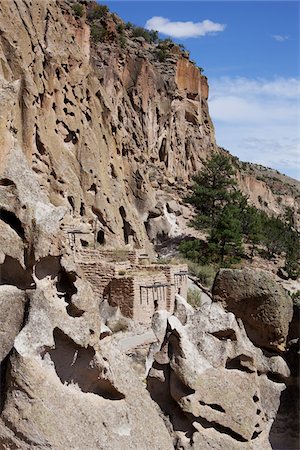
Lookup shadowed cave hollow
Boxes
[46,328,125,400]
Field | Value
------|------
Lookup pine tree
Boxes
[187,153,238,230]
[212,204,243,262]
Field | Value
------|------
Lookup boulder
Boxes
[212,269,293,352]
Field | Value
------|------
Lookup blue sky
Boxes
[104,1,300,179]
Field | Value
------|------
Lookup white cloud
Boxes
[208,77,300,179]
[272,34,289,42]
[145,16,226,39]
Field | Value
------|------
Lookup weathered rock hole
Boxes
[266,371,286,383]
[0,256,33,289]
[225,355,255,373]
[159,138,167,166]
[88,183,97,194]
[193,415,248,443]
[253,394,259,403]
[47,328,125,400]
[80,202,85,216]
[66,303,85,318]
[0,209,25,240]
[110,164,117,179]
[251,430,262,439]
[211,329,237,341]
[35,256,61,280]
[199,401,225,413]
[0,178,16,187]
[64,130,78,144]
[67,196,75,211]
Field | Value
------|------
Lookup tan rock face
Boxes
[175,58,209,100]
[212,268,294,352]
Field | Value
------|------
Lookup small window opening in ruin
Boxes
[80,239,89,248]
[97,230,105,245]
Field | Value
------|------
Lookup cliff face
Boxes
[0,0,216,257]
[1,0,297,259]
[0,2,299,450]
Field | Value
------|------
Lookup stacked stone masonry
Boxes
[76,249,188,324]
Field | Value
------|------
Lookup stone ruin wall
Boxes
[139,264,188,311]
[109,277,135,319]
[132,272,169,324]
[109,272,169,324]
[75,250,188,324]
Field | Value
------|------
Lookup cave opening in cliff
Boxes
[159,138,168,166]
[97,230,105,245]
[0,209,25,240]
[119,206,135,245]
[35,129,46,155]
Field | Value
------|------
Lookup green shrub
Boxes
[116,23,125,33]
[187,288,202,308]
[90,23,107,41]
[87,4,109,20]
[119,34,127,48]
[179,239,202,262]
[156,47,168,62]
[187,262,216,287]
[72,3,84,17]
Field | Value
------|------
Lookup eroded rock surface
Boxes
[0,1,298,449]
[147,300,290,450]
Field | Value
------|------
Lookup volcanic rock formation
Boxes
[0,1,299,449]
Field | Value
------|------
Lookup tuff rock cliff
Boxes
[0,1,299,449]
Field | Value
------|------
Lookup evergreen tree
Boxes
[241,206,264,261]
[187,153,238,230]
[212,204,243,262]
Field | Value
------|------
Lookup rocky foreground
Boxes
[0,0,299,449]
